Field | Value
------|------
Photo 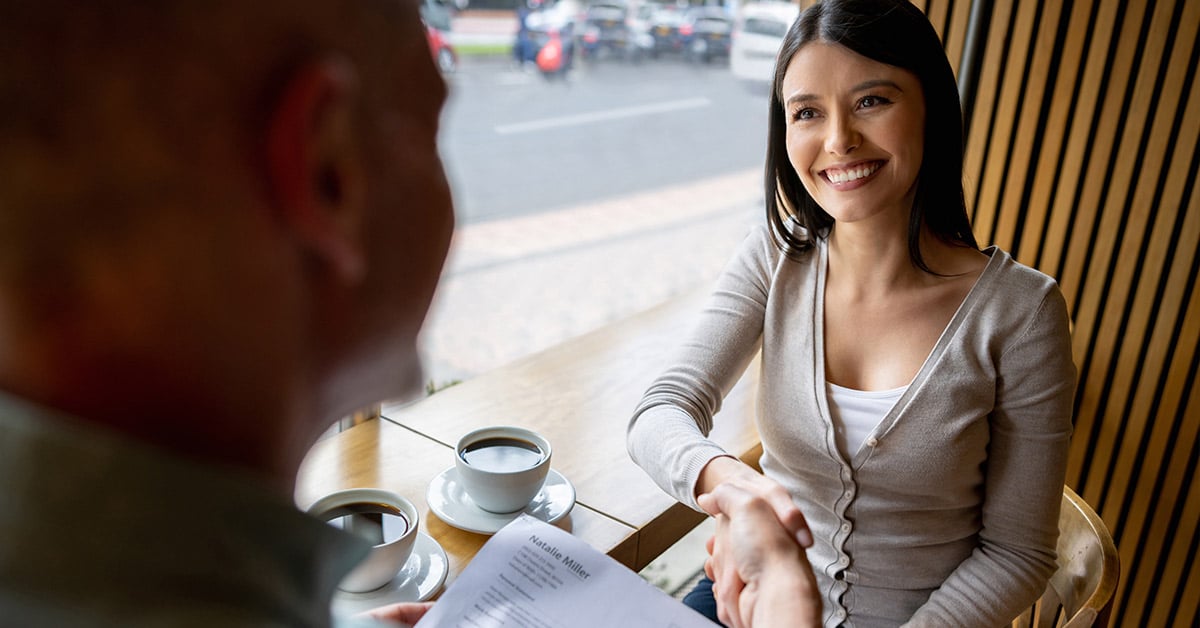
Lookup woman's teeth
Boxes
[826,162,882,184]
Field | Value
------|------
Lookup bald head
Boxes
[0,0,433,274]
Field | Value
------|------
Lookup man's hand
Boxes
[698,484,821,628]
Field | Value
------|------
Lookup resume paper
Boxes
[415,515,715,627]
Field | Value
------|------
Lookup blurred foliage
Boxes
[426,379,463,395]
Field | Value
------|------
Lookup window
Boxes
[421,0,767,387]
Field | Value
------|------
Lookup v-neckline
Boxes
[810,243,1002,466]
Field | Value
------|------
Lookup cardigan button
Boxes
[867,437,879,447]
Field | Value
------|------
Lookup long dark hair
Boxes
[765,0,978,272]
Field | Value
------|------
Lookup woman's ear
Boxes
[264,55,366,284]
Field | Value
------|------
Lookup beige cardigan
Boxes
[628,225,1075,627]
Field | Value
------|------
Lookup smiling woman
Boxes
[627,1,1077,626]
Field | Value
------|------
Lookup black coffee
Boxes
[320,502,409,545]
[459,437,544,473]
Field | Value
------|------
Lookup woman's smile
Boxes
[820,159,885,188]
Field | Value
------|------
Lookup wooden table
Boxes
[295,287,762,592]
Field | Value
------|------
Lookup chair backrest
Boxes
[1010,486,1121,628]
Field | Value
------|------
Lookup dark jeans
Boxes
[682,576,727,627]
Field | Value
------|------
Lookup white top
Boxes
[826,381,908,457]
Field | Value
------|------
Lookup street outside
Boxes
[422,51,773,388]
[441,53,770,223]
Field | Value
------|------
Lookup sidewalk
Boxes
[446,9,519,47]
[420,167,761,383]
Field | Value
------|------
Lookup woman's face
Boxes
[781,42,925,228]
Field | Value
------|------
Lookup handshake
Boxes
[695,457,823,628]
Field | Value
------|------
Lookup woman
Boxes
[626,1,1076,626]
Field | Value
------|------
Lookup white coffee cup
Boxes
[455,426,552,514]
[308,488,419,593]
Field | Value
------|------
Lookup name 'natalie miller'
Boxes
[529,535,592,581]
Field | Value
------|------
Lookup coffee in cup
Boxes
[455,426,552,514]
[321,501,409,545]
[308,488,419,592]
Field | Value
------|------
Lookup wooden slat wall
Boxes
[934,0,1199,625]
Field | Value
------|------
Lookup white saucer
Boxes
[427,466,576,534]
[332,532,448,616]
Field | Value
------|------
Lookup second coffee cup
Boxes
[307,488,419,593]
[455,426,552,513]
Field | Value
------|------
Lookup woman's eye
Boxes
[792,107,817,121]
[858,95,891,109]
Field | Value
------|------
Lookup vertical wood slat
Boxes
[1032,0,1097,275]
[962,0,1015,235]
[976,0,1033,250]
[1056,0,1134,492]
[1113,15,1200,619]
[1049,0,1122,492]
[1059,3,1146,474]
[1165,381,1200,627]
[942,1,971,78]
[1080,1,1180,535]
[1138,192,1200,625]
[1082,0,1179,519]
[1172,463,1200,626]
[922,0,950,52]
[1102,9,1200,625]
[1043,1,1111,288]
[956,0,1200,625]
[1053,0,1126,324]
[923,0,972,89]
[1006,0,1069,263]
[989,0,1057,255]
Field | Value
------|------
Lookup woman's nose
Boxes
[824,113,861,155]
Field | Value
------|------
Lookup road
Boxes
[439,55,771,224]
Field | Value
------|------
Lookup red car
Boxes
[426,23,457,73]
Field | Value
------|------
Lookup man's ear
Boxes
[264,56,366,283]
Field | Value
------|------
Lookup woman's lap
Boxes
[682,576,726,626]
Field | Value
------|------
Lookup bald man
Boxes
[0,1,451,625]
[0,2,823,627]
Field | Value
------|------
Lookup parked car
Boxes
[420,0,454,33]
[730,1,798,82]
[426,21,458,73]
[625,2,657,61]
[679,7,733,63]
[578,2,631,61]
[642,6,687,58]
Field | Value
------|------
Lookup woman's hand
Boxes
[696,456,811,547]
[358,601,434,626]
[698,484,821,628]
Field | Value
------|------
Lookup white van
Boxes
[730,1,799,84]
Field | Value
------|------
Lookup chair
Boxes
[1010,486,1121,627]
